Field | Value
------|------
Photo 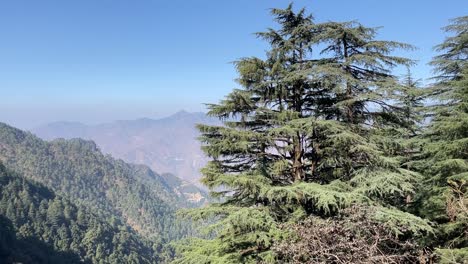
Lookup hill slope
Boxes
[0,122,203,244]
[0,162,161,263]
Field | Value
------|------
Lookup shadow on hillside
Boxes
[0,215,87,264]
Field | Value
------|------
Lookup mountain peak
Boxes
[172,110,191,117]
[168,110,208,120]
[31,111,220,185]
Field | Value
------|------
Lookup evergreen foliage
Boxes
[0,122,204,263]
[414,15,468,262]
[0,162,157,263]
[0,214,83,264]
[175,5,431,263]
[0,122,192,243]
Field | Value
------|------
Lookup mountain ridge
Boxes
[32,111,220,187]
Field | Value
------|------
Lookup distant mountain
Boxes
[0,123,206,248]
[33,111,220,187]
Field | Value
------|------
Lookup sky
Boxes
[0,0,466,129]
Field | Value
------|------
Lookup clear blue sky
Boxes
[0,0,466,129]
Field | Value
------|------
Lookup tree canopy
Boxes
[414,15,468,263]
[175,5,436,263]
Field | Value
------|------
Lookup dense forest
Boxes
[0,163,158,263]
[174,5,467,264]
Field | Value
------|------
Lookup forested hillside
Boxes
[0,163,160,263]
[0,122,210,263]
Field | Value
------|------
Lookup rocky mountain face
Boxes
[33,111,220,188]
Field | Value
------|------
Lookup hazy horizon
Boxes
[4,109,207,131]
[1,0,466,130]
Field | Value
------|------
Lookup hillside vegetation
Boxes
[0,162,160,263]
[0,122,208,263]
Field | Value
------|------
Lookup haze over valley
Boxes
[32,110,220,188]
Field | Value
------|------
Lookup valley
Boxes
[0,121,208,263]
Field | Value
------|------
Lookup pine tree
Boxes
[175,5,431,263]
[377,68,426,190]
[415,16,468,263]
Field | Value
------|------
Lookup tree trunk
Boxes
[343,34,354,124]
[292,132,304,182]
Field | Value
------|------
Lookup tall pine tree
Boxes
[175,5,431,263]
[415,16,468,263]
